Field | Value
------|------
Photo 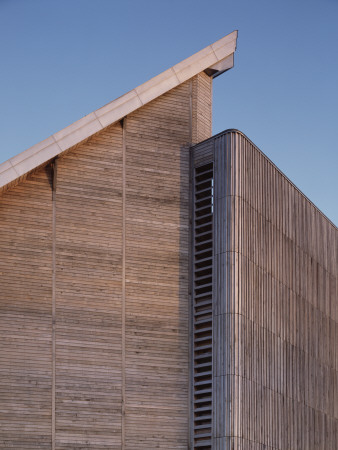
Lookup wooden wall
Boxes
[124,81,190,449]
[191,72,212,145]
[0,73,212,449]
[0,168,53,449]
[193,130,337,449]
[54,125,124,449]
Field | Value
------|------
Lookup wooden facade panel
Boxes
[0,169,53,449]
[236,130,338,449]
[0,73,212,448]
[55,125,123,449]
[193,130,337,449]
[124,81,192,449]
[192,72,212,144]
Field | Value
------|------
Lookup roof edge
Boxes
[0,31,238,193]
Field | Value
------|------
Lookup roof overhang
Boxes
[204,53,234,78]
[0,30,238,192]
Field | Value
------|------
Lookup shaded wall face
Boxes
[0,74,212,449]
[192,131,338,449]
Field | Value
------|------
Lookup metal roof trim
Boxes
[0,31,238,192]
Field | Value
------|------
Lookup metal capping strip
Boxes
[0,31,237,193]
[193,162,214,449]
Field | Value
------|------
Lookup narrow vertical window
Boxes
[192,162,213,449]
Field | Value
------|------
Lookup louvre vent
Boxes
[192,162,213,449]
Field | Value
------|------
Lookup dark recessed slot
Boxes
[194,355,212,365]
[194,299,212,309]
[195,223,212,234]
[195,180,212,192]
[194,254,212,264]
[194,279,212,290]
[196,170,213,183]
[194,354,212,364]
[194,247,212,257]
[194,335,212,344]
[195,205,212,216]
[195,284,212,295]
[193,373,212,382]
[196,162,213,174]
[195,241,212,255]
[195,233,212,244]
[195,191,212,203]
[194,309,212,318]
[195,272,212,282]
[193,331,212,341]
[195,217,212,228]
[194,266,212,277]
[193,162,213,450]
[194,258,212,269]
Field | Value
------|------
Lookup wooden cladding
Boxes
[0,168,53,449]
[191,73,212,145]
[1,74,336,448]
[192,162,214,449]
[192,130,337,449]
[0,74,212,449]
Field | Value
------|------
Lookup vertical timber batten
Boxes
[121,118,126,450]
[189,80,193,145]
[51,158,57,450]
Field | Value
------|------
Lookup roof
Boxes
[0,31,237,192]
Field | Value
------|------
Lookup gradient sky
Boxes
[0,0,337,224]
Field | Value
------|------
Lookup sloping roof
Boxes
[0,31,237,191]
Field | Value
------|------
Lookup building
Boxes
[191,131,337,449]
[0,31,336,449]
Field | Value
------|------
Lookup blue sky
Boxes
[0,0,337,224]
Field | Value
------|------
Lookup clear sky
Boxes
[0,0,337,224]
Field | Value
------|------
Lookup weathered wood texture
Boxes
[193,130,338,449]
[0,73,212,449]
[191,72,212,145]
[54,125,124,449]
[124,81,191,449]
[0,168,53,449]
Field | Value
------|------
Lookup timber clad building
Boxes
[0,31,337,449]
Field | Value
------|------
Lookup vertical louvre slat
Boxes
[193,162,213,449]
